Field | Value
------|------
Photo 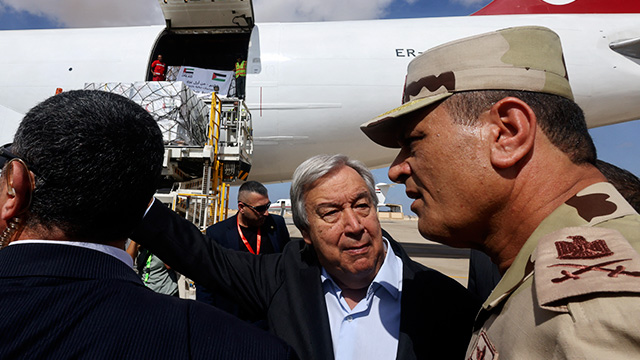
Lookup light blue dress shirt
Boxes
[321,238,403,360]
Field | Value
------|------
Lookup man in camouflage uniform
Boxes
[360,26,640,358]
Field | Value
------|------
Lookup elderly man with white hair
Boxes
[131,153,480,360]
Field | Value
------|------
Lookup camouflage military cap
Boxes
[361,26,574,148]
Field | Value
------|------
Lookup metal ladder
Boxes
[159,92,253,231]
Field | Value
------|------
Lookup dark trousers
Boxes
[236,76,246,99]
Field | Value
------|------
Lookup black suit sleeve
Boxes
[187,301,298,359]
[131,201,282,317]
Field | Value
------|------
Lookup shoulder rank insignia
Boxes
[535,227,640,309]
[555,235,613,260]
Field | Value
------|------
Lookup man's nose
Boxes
[343,208,365,235]
[388,151,411,184]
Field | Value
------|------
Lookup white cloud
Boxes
[0,0,421,27]
[253,0,395,22]
[450,0,488,7]
[0,0,164,28]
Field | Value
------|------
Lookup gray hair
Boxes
[290,154,377,232]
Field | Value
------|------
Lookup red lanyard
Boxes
[237,216,261,254]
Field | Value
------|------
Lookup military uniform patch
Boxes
[555,235,613,260]
[535,227,640,308]
[468,330,498,360]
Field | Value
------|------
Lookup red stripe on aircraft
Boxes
[473,0,640,15]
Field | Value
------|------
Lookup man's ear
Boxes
[484,97,537,169]
[1,161,33,221]
[301,230,313,246]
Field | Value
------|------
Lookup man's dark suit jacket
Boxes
[206,213,291,252]
[132,201,481,360]
[0,243,295,359]
[467,249,502,301]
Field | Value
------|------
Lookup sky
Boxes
[1,0,638,214]
[0,0,490,29]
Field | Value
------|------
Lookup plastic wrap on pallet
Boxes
[166,66,180,81]
[84,82,134,97]
[130,81,209,146]
[84,81,209,146]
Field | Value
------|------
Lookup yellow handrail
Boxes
[207,92,229,225]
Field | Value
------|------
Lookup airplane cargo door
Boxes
[147,0,255,83]
[159,0,254,30]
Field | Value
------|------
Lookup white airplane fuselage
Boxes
[1,14,640,182]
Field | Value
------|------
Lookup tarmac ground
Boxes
[285,217,470,287]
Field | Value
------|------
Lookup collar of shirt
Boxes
[320,237,404,360]
[321,237,402,302]
[145,197,156,217]
[10,240,133,268]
